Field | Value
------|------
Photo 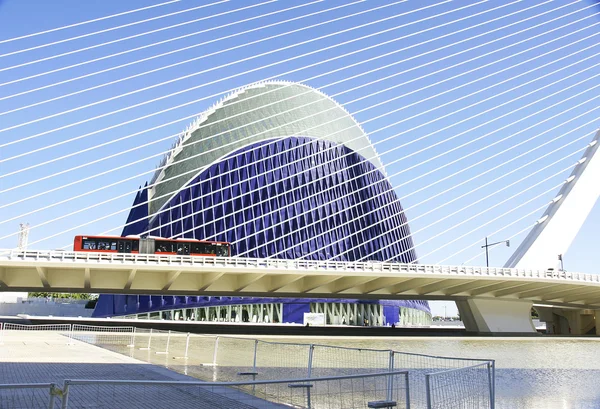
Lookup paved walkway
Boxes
[0,331,287,408]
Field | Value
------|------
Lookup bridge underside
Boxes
[1,252,600,334]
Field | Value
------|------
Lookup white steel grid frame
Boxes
[2,2,596,249]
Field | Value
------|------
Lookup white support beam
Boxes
[331,276,379,294]
[391,278,434,295]
[468,281,528,297]
[0,267,6,288]
[198,271,225,291]
[303,275,344,293]
[444,280,501,296]
[235,273,267,292]
[84,268,91,290]
[35,266,50,289]
[162,270,182,291]
[418,279,462,295]
[517,284,565,299]
[124,269,137,291]
[363,278,410,294]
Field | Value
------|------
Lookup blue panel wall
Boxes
[94,137,430,319]
[283,303,311,324]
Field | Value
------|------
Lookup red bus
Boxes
[73,235,231,257]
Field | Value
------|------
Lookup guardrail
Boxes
[59,371,410,409]
[0,383,57,409]
[0,248,596,283]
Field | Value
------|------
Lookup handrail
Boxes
[0,249,591,284]
[63,370,409,387]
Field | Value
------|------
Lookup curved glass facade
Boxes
[94,81,431,324]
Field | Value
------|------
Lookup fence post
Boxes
[387,350,395,402]
[212,336,219,366]
[425,374,432,409]
[488,361,495,409]
[253,339,259,373]
[166,330,171,354]
[128,327,136,348]
[307,344,314,378]
[405,372,411,409]
[67,324,74,346]
[184,332,190,359]
[48,383,56,409]
[60,381,70,409]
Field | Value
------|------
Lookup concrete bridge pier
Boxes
[457,298,537,334]
[535,306,599,335]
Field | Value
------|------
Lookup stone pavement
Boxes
[0,331,288,408]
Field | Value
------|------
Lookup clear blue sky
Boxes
[0,0,599,315]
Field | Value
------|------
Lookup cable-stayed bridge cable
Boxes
[0,0,455,151]
[0,0,326,115]
[2,16,596,242]
[0,1,228,59]
[0,0,180,45]
[0,0,537,181]
[2,0,592,192]
[19,63,600,249]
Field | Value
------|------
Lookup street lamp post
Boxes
[481,237,510,268]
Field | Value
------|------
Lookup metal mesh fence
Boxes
[426,363,493,409]
[212,336,258,382]
[255,340,311,380]
[148,329,171,355]
[70,324,134,347]
[60,372,410,409]
[310,344,391,378]
[3,325,492,408]
[393,352,494,409]
[3,323,71,332]
[0,383,56,409]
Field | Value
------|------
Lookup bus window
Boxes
[155,241,172,253]
[97,241,111,250]
[216,245,228,257]
[83,239,96,250]
[177,243,190,255]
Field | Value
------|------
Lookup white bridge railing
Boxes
[0,248,597,283]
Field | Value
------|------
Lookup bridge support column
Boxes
[457,299,536,334]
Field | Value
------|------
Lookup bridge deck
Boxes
[0,250,599,309]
